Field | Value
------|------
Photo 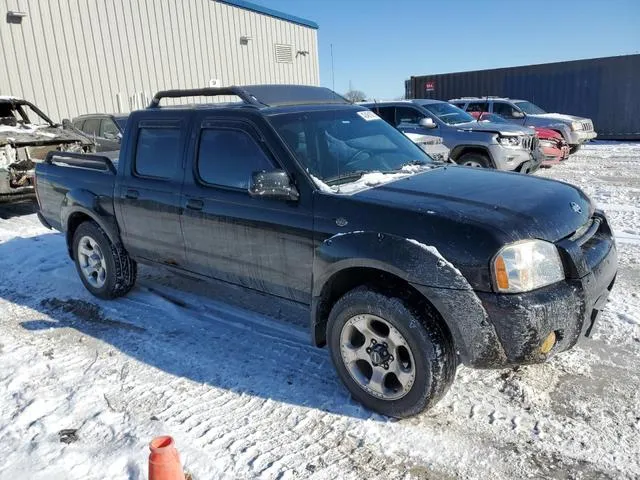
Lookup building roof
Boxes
[217,0,318,29]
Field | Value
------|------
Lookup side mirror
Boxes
[512,111,525,119]
[249,170,299,201]
[419,117,437,129]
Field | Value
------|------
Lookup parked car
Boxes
[35,85,617,418]
[0,96,95,203]
[72,113,128,152]
[363,100,541,173]
[470,112,570,165]
[450,97,596,154]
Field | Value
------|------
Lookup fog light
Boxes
[539,332,556,354]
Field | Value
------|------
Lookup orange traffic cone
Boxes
[148,436,186,480]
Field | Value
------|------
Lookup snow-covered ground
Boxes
[1,143,639,480]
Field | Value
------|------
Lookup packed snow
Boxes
[0,143,639,479]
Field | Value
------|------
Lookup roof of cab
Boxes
[148,84,353,112]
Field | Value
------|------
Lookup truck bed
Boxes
[36,151,118,232]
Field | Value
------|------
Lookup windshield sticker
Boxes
[357,111,381,121]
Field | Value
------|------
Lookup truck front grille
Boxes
[521,135,537,151]
[581,121,593,131]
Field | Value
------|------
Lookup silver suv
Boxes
[364,100,541,173]
[450,97,596,154]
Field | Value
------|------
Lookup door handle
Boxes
[124,189,139,199]
[186,198,204,211]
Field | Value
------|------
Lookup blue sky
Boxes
[250,0,640,99]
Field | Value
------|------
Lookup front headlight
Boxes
[571,121,583,131]
[497,135,521,148]
[492,240,565,293]
[538,139,556,148]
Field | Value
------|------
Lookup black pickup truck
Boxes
[35,85,617,418]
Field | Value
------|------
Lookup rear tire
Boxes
[72,221,137,299]
[327,286,456,418]
[456,152,491,168]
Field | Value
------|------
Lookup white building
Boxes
[0,0,319,120]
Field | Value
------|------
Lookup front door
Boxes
[115,114,189,267]
[180,115,314,303]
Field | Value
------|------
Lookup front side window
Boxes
[83,118,101,136]
[493,102,521,118]
[100,119,120,138]
[268,109,433,186]
[514,101,546,115]
[374,106,395,124]
[421,102,473,125]
[395,106,425,125]
[466,102,489,113]
[135,128,181,179]
[197,129,274,189]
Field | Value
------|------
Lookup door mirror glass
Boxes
[512,110,525,119]
[419,117,437,129]
[249,170,299,201]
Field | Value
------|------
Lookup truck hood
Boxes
[528,113,586,123]
[535,127,563,140]
[353,166,592,242]
[0,124,92,147]
[454,121,531,136]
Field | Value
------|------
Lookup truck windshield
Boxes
[514,101,547,115]
[268,109,434,186]
[422,103,473,125]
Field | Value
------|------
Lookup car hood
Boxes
[454,121,531,135]
[535,127,563,140]
[0,124,92,147]
[528,113,586,123]
[353,166,592,243]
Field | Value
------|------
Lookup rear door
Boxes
[180,113,314,303]
[115,113,189,266]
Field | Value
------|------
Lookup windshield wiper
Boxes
[324,170,371,186]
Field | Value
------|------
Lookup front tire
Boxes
[72,221,137,299]
[456,152,491,168]
[569,144,581,155]
[327,287,456,418]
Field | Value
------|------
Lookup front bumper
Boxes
[568,130,597,145]
[488,145,536,172]
[479,213,617,366]
[415,212,618,368]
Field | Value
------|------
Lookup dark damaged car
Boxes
[0,96,94,202]
[35,85,618,418]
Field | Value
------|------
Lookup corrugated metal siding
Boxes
[0,0,319,121]
[408,55,640,140]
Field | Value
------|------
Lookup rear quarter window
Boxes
[134,127,181,179]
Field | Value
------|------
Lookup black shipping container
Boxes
[407,54,640,140]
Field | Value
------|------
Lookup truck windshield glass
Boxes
[514,101,547,115]
[422,103,473,125]
[268,109,433,185]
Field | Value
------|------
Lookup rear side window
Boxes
[197,129,274,190]
[135,128,181,179]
